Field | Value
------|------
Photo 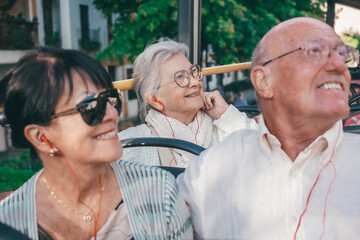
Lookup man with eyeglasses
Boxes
[177,17,360,239]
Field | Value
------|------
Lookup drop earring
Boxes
[49,147,59,157]
[38,132,59,157]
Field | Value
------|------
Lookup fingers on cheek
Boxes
[204,97,209,107]
[207,100,213,109]
[205,100,210,109]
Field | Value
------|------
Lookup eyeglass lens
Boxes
[346,46,360,67]
[305,41,359,67]
[77,89,122,126]
[174,65,203,87]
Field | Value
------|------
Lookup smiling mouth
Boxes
[318,82,343,91]
[185,92,200,97]
[96,130,117,140]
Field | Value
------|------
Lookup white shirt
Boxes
[177,116,360,239]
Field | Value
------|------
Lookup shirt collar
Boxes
[259,115,344,164]
[258,115,281,153]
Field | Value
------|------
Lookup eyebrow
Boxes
[174,65,194,74]
[75,90,97,103]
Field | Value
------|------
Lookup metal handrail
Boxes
[112,62,252,90]
[121,137,206,156]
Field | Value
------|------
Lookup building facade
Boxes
[0,0,109,150]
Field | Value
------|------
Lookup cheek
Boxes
[277,67,313,97]
[61,128,90,151]
[50,117,91,148]
[199,81,204,89]
[168,88,186,102]
[200,89,204,99]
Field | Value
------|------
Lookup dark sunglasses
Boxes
[50,89,122,126]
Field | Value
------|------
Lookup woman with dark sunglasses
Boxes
[0,47,192,239]
[119,38,258,167]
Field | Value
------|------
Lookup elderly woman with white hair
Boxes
[119,38,257,167]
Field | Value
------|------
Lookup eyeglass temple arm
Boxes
[262,47,302,66]
[50,108,78,119]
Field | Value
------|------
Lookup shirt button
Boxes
[291,171,298,178]
[291,216,298,223]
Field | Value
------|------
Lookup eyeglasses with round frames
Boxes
[50,89,122,126]
[159,64,204,88]
[262,40,360,67]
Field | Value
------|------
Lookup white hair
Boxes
[133,38,189,121]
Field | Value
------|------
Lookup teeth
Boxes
[96,130,116,140]
[319,83,342,90]
[186,93,198,97]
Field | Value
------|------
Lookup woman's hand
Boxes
[202,90,229,119]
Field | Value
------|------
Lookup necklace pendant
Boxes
[83,215,92,222]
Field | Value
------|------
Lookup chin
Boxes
[99,146,123,162]
[188,107,202,116]
[113,148,124,160]
[105,153,123,163]
[339,108,351,120]
[324,107,350,121]
[335,101,350,118]
[317,98,349,118]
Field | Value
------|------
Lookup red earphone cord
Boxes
[41,135,103,240]
[293,125,340,240]
[163,112,200,167]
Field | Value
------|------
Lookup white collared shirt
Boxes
[178,116,360,239]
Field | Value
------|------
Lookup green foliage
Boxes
[224,80,253,93]
[93,0,326,65]
[45,31,61,48]
[93,0,177,64]
[0,167,35,192]
[202,0,326,64]
[79,38,101,54]
[0,149,42,192]
[342,33,360,52]
[0,0,18,17]
[0,13,38,50]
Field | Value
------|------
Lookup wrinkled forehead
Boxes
[265,18,343,55]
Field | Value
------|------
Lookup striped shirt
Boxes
[0,160,192,239]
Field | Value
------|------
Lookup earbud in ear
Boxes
[38,132,51,147]
[38,132,46,142]
[154,97,167,115]
[154,97,164,107]
[38,132,60,157]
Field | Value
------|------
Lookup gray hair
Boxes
[251,39,267,68]
[250,38,267,106]
[133,38,189,121]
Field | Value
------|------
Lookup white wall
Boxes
[52,0,61,34]
[59,0,107,50]
[86,1,108,50]
[0,51,28,64]
[335,4,360,35]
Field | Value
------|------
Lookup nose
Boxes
[188,72,202,88]
[325,49,348,72]
[102,101,120,123]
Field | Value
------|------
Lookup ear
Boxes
[144,93,164,112]
[250,66,273,99]
[24,124,50,154]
